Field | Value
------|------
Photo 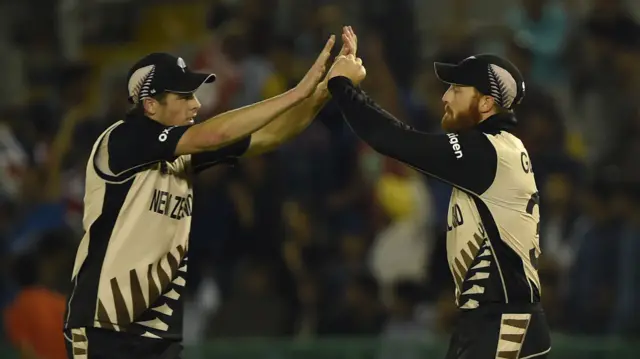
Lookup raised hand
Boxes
[326,54,367,85]
[337,26,358,57]
[294,35,335,100]
[319,26,363,90]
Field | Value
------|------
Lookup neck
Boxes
[145,112,158,121]
[144,112,167,126]
[479,110,499,123]
[475,110,518,134]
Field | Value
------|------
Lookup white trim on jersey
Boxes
[486,235,509,303]
[93,121,165,184]
[520,347,552,359]
[527,263,535,303]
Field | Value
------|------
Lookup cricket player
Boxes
[325,53,551,359]
[63,27,360,359]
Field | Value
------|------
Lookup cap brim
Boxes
[167,72,216,94]
[433,62,472,86]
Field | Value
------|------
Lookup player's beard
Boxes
[441,98,482,133]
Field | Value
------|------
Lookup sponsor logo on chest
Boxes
[447,133,463,159]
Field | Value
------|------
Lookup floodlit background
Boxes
[1,0,640,358]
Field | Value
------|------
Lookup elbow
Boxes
[211,120,236,143]
[252,131,281,154]
[212,127,233,144]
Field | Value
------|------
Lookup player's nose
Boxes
[442,87,453,103]
[190,95,201,111]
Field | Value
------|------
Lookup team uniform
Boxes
[327,55,551,359]
[64,114,250,358]
[64,53,250,359]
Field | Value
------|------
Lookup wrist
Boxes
[290,86,312,103]
[315,82,331,101]
[327,76,355,95]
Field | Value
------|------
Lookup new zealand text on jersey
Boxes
[149,189,193,220]
[447,204,464,231]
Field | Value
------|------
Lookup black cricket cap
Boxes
[434,54,526,109]
[126,53,216,104]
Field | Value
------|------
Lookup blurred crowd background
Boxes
[2,0,640,357]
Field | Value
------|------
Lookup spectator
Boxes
[319,273,387,336]
[506,0,570,87]
[563,179,622,334]
[610,185,640,337]
[3,235,70,359]
[207,258,290,338]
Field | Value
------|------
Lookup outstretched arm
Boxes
[327,75,498,195]
[175,35,336,156]
[243,26,358,157]
[102,36,336,179]
[242,76,332,157]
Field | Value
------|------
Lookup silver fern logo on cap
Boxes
[128,65,156,104]
[487,64,517,109]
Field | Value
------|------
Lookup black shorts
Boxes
[64,327,183,359]
[446,303,551,359]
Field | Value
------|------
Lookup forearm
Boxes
[327,76,497,193]
[327,76,413,156]
[269,86,331,142]
[176,88,304,155]
[244,86,331,156]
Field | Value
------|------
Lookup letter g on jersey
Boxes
[447,133,464,159]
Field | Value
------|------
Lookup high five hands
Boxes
[295,26,366,99]
[326,26,366,86]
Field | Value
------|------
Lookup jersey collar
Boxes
[476,112,517,135]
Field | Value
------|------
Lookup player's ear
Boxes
[479,95,494,114]
[143,98,157,116]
